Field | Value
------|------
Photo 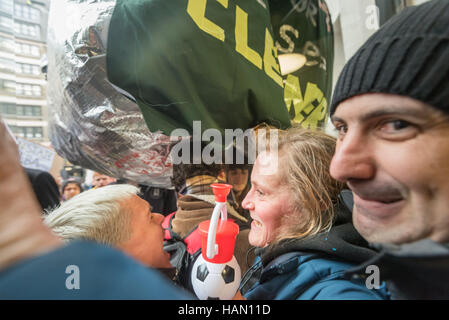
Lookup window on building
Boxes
[30,45,39,56]
[14,21,40,39]
[14,3,40,21]
[25,105,34,116]
[0,102,14,115]
[33,127,43,138]
[16,105,23,115]
[16,42,40,57]
[0,36,15,53]
[9,126,43,139]
[16,83,42,97]
[9,125,21,137]
[0,0,13,14]
[34,105,42,116]
[22,63,31,74]
[0,15,13,33]
[32,84,41,96]
[17,62,41,75]
[17,129,24,138]
[25,126,34,138]
[0,79,15,95]
[0,103,43,117]
[32,65,39,75]
[0,57,15,74]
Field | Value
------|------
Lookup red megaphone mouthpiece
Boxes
[210,183,232,202]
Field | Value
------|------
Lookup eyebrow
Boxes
[250,180,262,191]
[331,106,427,123]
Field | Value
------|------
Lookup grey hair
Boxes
[44,184,140,246]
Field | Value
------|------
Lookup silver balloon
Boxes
[46,0,173,187]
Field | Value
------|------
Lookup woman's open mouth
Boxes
[251,219,263,229]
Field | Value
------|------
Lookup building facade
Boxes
[0,0,50,145]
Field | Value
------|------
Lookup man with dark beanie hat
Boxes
[329,0,449,299]
[330,0,449,115]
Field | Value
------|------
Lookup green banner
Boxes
[107,0,291,137]
[270,0,334,129]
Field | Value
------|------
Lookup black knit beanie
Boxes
[330,0,449,116]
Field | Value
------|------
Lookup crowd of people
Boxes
[1,0,449,300]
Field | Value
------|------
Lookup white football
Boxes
[191,255,241,300]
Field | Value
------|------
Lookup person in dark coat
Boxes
[25,167,60,213]
[139,185,178,216]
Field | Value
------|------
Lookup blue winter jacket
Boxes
[0,241,193,299]
[241,252,390,300]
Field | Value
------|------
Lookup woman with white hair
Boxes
[44,184,171,269]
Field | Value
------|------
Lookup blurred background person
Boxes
[25,167,60,214]
[225,164,251,222]
[139,185,178,216]
[92,171,117,188]
[61,178,83,201]
[223,143,252,223]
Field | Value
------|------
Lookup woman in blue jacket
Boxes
[238,128,389,300]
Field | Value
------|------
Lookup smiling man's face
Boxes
[330,93,449,245]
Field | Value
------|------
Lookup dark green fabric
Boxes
[269,0,334,129]
[107,0,291,136]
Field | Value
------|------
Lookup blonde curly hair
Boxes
[273,127,344,243]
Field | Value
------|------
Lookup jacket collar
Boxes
[344,239,449,299]
[257,200,378,267]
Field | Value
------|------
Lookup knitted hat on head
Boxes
[330,0,449,116]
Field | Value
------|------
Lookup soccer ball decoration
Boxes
[191,254,241,300]
[191,183,242,300]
